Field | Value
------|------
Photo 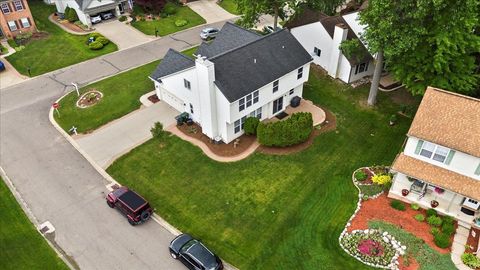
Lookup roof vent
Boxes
[282,45,285,49]
[254,58,257,63]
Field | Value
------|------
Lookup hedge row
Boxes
[257,112,313,147]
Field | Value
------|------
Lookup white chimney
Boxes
[195,57,218,140]
[327,23,348,78]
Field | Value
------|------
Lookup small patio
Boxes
[266,98,326,126]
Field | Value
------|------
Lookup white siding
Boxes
[290,23,333,72]
[348,59,375,82]
[342,12,365,43]
[404,136,480,181]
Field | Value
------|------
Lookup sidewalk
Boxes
[451,225,472,270]
[75,101,178,168]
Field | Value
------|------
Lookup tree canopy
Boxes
[360,0,480,96]
[134,0,167,13]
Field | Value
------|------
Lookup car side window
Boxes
[185,255,201,269]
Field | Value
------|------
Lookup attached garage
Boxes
[161,89,185,112]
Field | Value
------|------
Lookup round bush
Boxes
[243,117,259,135]
[257,112,313,147]
[462,253,480,268]
[434,233,451,248]
[426,208,437,217]
[119,15,127,22]
[89,32,103,39]
[175,19,188,27]
[89,40,104,50]
[442,222,455,236]
[372,174,392,185]
[96,36,110,45]
[427,215,443,227]
[410,203,420,210]
[414,214,425,222]
[430,227,440,236]
[390,199,406,211]
[163,2,178,15]
[354,170,367,181]
[442,215,454,225]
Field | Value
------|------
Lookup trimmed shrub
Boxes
[175,19,188,27]
[430,227,440,236]
[88,41,104,50]
[66,6,79,22]
[410,203,420,210]
[89,32,103,39]
[243,117,259,135]
[390,200,406,211]
[7,39,18,48]
[163,2,178,15]
[442,222,455,236]
[427,215,443,227]
[119,15,127,22]
[461,253,480,268]
[372,174,392,185]
[354,170,367,181]
[426,208,437,217]
[434,233,451,248]
[15,32,32,45]
[442,215,454,225]
[414,214,425,222]
[150,122,168,140]
[257,112,313,147]
[96,36,110,45]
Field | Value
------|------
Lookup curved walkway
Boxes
[167,125,260,162]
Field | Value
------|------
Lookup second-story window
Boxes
[238,91,259,112]
[253,90,259,103]
[475,163,480,176]
[239,98,245,111]
[183,79,191,90]
[273,80,279,93]
[1,3,10,14]
[297,67,303,79]
[416,141,453,164]
[13,0,23,11]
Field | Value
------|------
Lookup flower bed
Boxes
[341,229,403,268]
[353,166,390,199]
[76,90,103,108]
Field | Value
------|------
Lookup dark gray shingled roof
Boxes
[150,49,194,81]
[211,29,313,102]
[196,22,262,58]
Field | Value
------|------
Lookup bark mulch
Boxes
[52,14,89,33]
[257,106,336,155]
[177,123,256,157]
[147,94,160,104]
[466,227,480,254]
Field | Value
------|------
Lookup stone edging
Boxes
[338,167,403,270]
[353,167,384,199]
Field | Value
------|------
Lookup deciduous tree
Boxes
[135,0,167,13]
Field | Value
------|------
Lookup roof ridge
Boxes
[427,86,480,102]
[167,48,194,63]
[209,29,289,60]
[223,21,262,36]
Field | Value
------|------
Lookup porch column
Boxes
[446,193,458,213]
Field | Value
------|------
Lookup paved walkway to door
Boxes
[187,0,238,24]
[75,101,178,168]
[95,20,155,50]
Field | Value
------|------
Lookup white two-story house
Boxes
[149,22,313,144]
[285,8,374,84]
[389,87,480,227]
[54,0,128,27]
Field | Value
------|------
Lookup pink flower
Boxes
[357,239,384,256]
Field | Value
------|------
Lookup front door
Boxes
[273,96,283,114]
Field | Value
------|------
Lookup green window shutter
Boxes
[414,140,424,154]
[475,163,480,176]
[445,150,455,165]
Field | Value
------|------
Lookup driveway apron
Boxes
[187,0,238,24]
[94,19,155,50]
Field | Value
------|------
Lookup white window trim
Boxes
[7,21,17,31]
[355,62,369,75]
[419,141,450,164]
[1,3,10,14]
[13,0,24,11]
[20,17,30,28]
[238,90,259,112]
[297,67,303,79]
[273,80,279,93]
[183,79,191,90]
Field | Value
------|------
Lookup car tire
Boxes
[128,218,136,226]
[140,211,151,222]
[170,252,178,259]
[106,200,115,208]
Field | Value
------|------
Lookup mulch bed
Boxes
[466,227,480,254]
[52,14,89,33]
[349,194,451,252]
[257,106,336,155]
[177,123,257,157]
[77,90,102,108]
[356,167,374,185]
[147,94,160,104]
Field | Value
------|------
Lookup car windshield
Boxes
[180,239,197,253]
[202,29,211,34]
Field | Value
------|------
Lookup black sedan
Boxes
[169,234,223,270]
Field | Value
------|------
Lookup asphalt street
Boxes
[0,20,228,270]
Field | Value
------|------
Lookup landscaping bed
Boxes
[176,123,257,157]
[51,14,90,33]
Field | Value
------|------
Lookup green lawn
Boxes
[218,0,241,15]
[6,0,117,77]
[107,70,419,269]
[54,47,197,133]
[369,221,455,270]
[0,178,69,270]
[131,6,206,36]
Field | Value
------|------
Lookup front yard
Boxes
[131,5,206,36]
[0,178,69,270]
[6,0,117,77]
[218,0,241,15]
[106,69,419,269]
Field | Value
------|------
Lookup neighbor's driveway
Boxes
[76,101,178,168]
[0,57,28,89]
[187,0,238,24]
[95,19,155,50]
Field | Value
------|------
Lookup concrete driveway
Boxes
[76,101,178,169]
[188,0,238,24]
[95,19,155,50]
[0,57,27,89]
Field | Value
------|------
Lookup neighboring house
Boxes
[0,0,36,39]
[285,8,374,84]
[149,22,313,144]
[389,87,480,227]
[54,0,128,27]
[43,0,55,4]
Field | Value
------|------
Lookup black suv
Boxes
[169,234,223,270]
[106,187,153,226]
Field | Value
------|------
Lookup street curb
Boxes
[0,167,77,270]
[48,91,185,237]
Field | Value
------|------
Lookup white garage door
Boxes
[161,89,185,112]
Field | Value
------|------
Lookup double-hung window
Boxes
[289,89,294,95]
[273,80,279,93]
[239,98,245,111]
[248,108,262,119]
[20,18,30,28]
[183,79,191,90]
[355,62,369,74]
[253,90,259,103]
[7,21,17,31]
[313,47,321,57]
[246,94,252,107]
[297,67,303,79]
[13,0,23,11]
[239,91,259,112]
[234,117,247,133]
[1,3,10,14]
[189,103,194,114]
[415,140,454,164]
